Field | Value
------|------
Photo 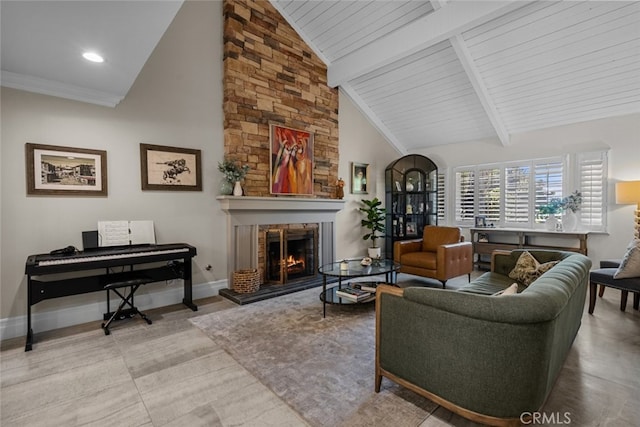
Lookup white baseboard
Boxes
[0,280,228,342]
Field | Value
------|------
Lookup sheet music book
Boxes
[97,220,156,247]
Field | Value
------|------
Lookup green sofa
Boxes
[375,249,592,426]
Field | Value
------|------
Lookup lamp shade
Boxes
[616,181,640,207]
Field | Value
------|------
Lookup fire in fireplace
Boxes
[265,226,318,284]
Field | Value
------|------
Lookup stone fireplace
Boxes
[217,196,344,298]
[219,1,342,303]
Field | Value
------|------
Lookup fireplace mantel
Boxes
[217,196,344,213]
[217,196,345,226]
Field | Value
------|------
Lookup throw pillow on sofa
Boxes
[508,251,559,286]
[614,239,640,279]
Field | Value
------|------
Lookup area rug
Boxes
[189,286,437,426]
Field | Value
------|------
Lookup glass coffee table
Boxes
[318,258,400,317]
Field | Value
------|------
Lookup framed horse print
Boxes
[140,144,202,191]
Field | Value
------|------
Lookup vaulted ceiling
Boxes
[273,0,640,152]
[2,1,639,152]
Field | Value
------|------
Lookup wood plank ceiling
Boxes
[271,0,640,152]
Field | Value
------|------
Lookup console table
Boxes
[470,228,589,270]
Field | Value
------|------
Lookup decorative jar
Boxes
[219,179,233,195]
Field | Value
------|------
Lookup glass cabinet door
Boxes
[385,155,438,259]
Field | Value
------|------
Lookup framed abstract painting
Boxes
[270,124,314,195]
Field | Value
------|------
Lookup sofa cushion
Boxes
[458,272,518,295]
[422,226,460,252]
[614,239,640,279]
[402,251,436,270]
[508,251,559,286]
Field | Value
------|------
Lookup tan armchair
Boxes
[394,225,473,287]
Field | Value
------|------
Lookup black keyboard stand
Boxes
[101,278,153,335]
[24,243,197,351]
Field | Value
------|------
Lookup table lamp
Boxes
[616,180,640,239]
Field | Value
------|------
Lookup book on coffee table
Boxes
[353,282,379,293]
[336,286,371,301]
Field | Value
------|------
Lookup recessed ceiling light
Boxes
[82,52,104,63]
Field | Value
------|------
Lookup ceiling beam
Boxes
[430,0,448,11]
[450,35,510,146]
[431,0,509,145]
[327,1,524,87]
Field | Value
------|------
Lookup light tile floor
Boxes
[1,274,638,426]
[1,296,307,427]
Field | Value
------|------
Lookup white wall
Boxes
[334,90,401,260]
[416,113,640,268]
[0,1,225,336]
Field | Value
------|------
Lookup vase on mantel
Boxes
[219,179,233,195]
[233,181,243,196]
[563,211,577,232]
[545,214,559,231]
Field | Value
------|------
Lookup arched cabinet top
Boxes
[386,154,437,173]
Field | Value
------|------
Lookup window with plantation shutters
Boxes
[437,173,445,223]
[576,151,607,232]
[452,152,606,232]
[534,160,563,224]
[477,167,501,223]
[504,165,530,224]
[455,170,475,222]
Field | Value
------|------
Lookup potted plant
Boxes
[561,190,582,213]
[359,197,386,258]
[218,158,250,195]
